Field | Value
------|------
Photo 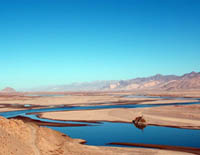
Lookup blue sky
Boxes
[0,0,200,90]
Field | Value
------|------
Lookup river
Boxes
[0,95,200,149]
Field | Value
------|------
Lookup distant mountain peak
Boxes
[188,71,198,75]
[152,74,163,78]
[182,71,200,78]
[1,87,16,92]
[155,74,162,76]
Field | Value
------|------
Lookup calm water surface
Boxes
[48,122,200,148]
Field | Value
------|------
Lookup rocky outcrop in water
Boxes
[133,116,147,130]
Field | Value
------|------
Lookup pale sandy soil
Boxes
[0,94,198,112]
[0,95,120,106]
[0,116,187,155]
[144,90,200,98]
[104,90,200,98]
[140,99,198,104]
[41,104,200,129]
[0,107,25,112]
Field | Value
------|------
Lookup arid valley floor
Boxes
[1,90,200,155]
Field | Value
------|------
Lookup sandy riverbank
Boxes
[40,104,200,129]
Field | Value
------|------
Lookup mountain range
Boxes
[26,71,200,92]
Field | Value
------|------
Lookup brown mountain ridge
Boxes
[107,71,200,91]
[25,71,200,92]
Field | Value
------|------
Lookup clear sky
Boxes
[0,0,200,90]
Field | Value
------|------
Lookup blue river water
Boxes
[49,122,200,148]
